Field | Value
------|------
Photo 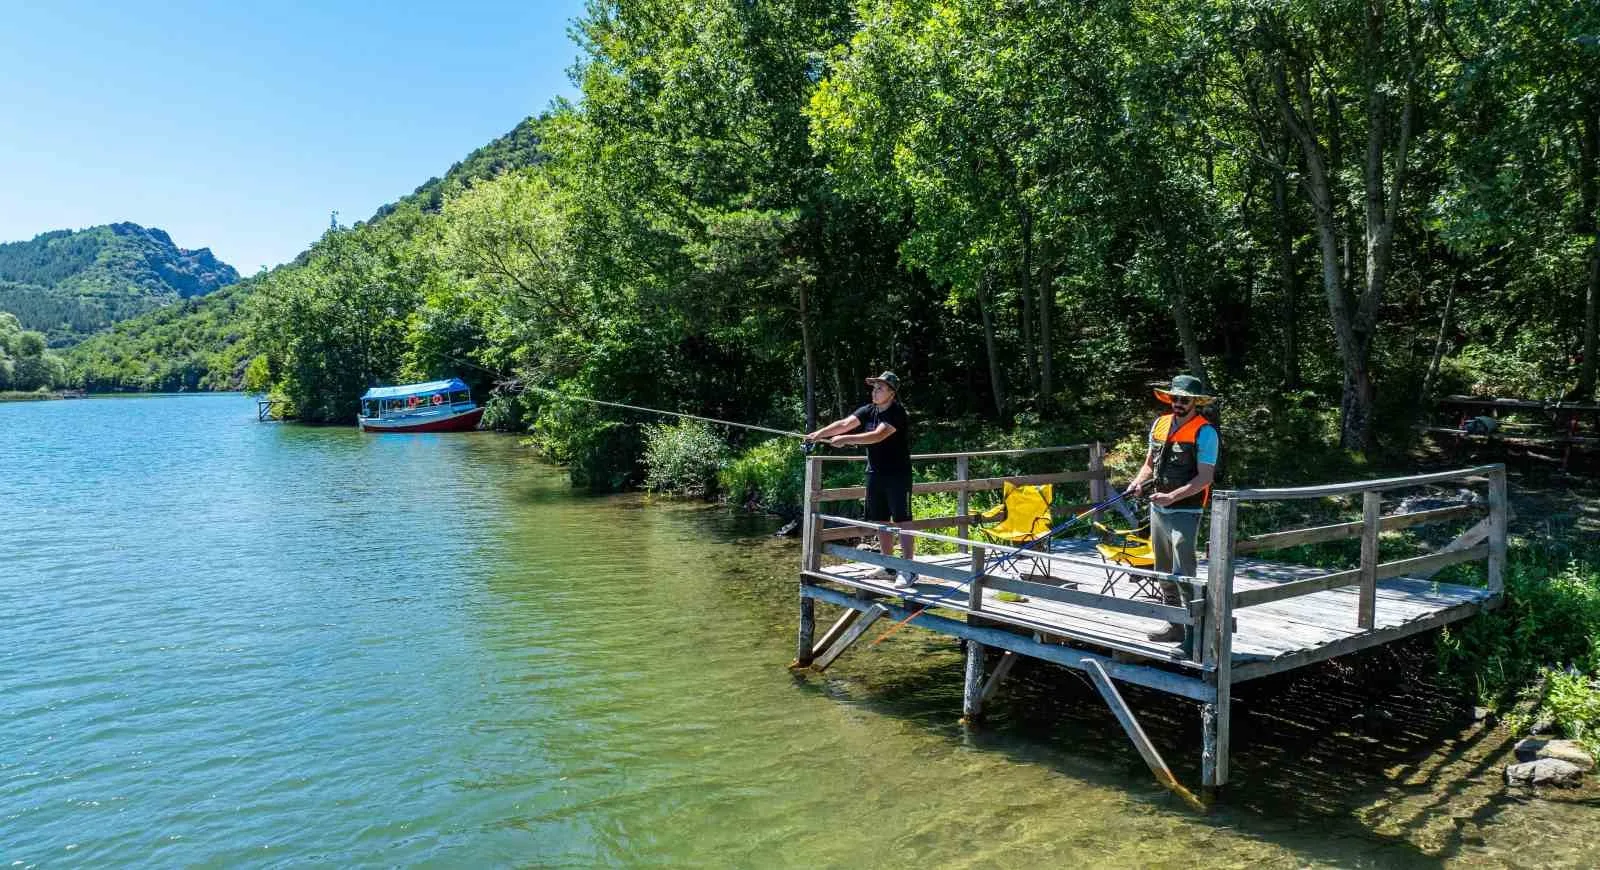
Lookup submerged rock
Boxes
[1514,738,1596,772]
[1505,758,1584,788]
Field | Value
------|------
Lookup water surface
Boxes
[2,394,1596,866]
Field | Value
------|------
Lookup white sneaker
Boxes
[893,572,917,589]
[866,567,894,581]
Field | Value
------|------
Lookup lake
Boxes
[2,394,1594,866]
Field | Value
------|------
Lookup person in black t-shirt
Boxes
[804,371,918,588]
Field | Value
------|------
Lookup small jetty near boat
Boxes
[359,378,484,433]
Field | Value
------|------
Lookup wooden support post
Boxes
[1088,441,1107,504]
[979,650,1019,703]
[1083,659,1207,811]
[812,604,889,671]
[962,640,987,722]
[803,456,824,573]
[956,455,970,555]
[1359,490,1380,629]
[796,584,817,668]
[1202,495,1237,789]
[1487,464,1507,598]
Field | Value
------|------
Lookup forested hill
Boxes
[64,117,545,391]
[0,223,238,346]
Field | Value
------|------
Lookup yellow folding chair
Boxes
[975,482,1055,580]
[1092,520,1161,599]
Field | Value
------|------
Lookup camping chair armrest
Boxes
[975,503,1006,523]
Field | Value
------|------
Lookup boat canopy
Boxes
[361,378,469,400]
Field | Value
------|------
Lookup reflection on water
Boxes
[1,394,1596,866]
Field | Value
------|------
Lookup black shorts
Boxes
[865,470,912,522]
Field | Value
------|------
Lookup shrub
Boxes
[720,438,804,514]
[641,420,727,498]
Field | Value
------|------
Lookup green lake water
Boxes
[3,393,1598,867]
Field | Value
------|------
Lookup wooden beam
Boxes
[1233,505,1477,554]
[983,575,1193,624]
[803,456,823,572]
[1082,659,1207,811]
[979,651,1019,703]
[956,455,970,555]
[1219,465,1502,502]
[810,607,862,659]
[795,583,816,668]
[811,603,890,671]
[1359,491,1380,630]
[1232,543,1491,610]
[801,583,1216,701]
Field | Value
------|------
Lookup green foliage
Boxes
[0,311,67,391]
[641,420,728,498]
[1437,543,1600,704]
[65,282,254,391]
[719,438,804,514]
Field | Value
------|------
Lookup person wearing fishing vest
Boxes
[1123,374,1220,648]
[804,371,918,588]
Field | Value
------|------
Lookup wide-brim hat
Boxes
[1152,374,1214,404]
[865,371,900,393]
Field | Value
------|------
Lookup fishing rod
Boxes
[869,488,1135,648]
[524,385,810,440]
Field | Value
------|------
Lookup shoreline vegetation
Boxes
[15,0,1600,793]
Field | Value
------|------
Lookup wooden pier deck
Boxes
[812,537,1495,682]
[793,445,1508,794]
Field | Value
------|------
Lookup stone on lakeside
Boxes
[1505,758,1584,788]
[1514,737,1595,772]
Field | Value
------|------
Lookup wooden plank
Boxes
[810,607,862,658]
[1233,505,1477,554]
[980,651,1019,703]
[812,603,890,670]
[796,583,816,667]
[1082,659,1207,810]
[1359,491,1380,629]
[1232,543,1491,610]
[801,583,1215,701]
[984,574,1193,624]
[1230,596,1491,682]
[1488,465,1508,597]
[1220,465,1502,502]
[1089,442,1107,505]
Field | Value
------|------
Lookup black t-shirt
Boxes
[852,401,912,475]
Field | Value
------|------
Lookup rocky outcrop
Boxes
[1514,738,1595,771]
[1506,758,1585,787]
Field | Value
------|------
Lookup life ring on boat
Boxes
[407,396,419,408]
[431,394,443,406]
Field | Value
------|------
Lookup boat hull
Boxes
[359,406,485,433]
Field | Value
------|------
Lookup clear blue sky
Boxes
[0,0,588,274]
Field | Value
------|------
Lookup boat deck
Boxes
[810,537,1495,682]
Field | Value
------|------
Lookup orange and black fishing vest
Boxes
[1152,413,1218,509]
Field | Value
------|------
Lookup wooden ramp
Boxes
[793,446,1508,794]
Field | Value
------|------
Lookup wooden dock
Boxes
[793,445,1507,794]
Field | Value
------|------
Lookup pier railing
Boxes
[1217,464,1507,623]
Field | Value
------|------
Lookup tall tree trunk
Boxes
[1026,210,1052,413]
[1170,269,1210,386]
[832,363,846,419]
[977,270,1006,418]
[1019,271,1037,401]
[1419,273,1457,407]
[1575,108,1599,398]
[1272,134,1303,390]
[799,279,816,432]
